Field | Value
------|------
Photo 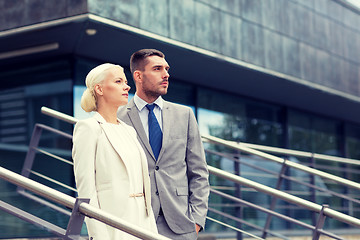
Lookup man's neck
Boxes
[136,92,159,104]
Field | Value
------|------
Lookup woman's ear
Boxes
[94,84,103,96]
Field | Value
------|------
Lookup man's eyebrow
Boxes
[152,64,170,69]
[152,64,163,68]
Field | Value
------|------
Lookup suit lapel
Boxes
[158,101,170,162]
[126,99,155,161]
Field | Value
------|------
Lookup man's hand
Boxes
[195,224,201,234]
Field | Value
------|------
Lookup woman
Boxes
[72,63,157,239]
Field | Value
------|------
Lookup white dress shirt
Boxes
[133,94,163,139]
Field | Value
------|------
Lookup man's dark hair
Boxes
[130,49,165,74]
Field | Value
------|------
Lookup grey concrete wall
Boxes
[0,0,87,31]
[1,0,359,97]
[88,0,360,97]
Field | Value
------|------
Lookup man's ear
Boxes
[94,84,103,96]
[133,70,142,83]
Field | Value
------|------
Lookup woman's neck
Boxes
[97,107,118,124]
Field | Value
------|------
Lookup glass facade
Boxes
[197,88,284,146]
[345,124,360,218]
[0,60,74,238]
[197,88,285,232]
[0,58,360,237]
[287,111,346,228]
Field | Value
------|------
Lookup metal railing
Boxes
[0,106,355,239]
[202,135,360,193]
[38,107,360,239]
[239,142,360,167]
[0,106,172,239]
[204,142,360,207]
[208,165,360,226]
[0,165,170,240]
[38,107,264,239]
[202,134,360,238]
[1,107,260,239]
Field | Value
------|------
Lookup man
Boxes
[117,49,209,239]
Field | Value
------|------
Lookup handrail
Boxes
[208,165,360,228]
[0,165,171,240]
[205,148,360,205]
[202,135,360,192]
[205,215,265,240]
[240,142,360,166]
[209,190,344,239]
[42,106,77,124]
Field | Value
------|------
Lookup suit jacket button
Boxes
[155,166,159,170]
[156,191,159,195]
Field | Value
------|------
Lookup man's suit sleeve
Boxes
[72,120,110,239]
[185,108,210,229]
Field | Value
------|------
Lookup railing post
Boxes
[234,153,242,240]
[312,204,328,240]
[18,124,43,192]
[310,154,317,226]
[20,124,43,177]
[261,158,288,239]
[65,198,90,240]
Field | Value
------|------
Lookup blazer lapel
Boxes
[93,113,131,170]
[126,99,156,161]
[157,101,170,162]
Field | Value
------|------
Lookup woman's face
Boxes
[99,67,130,107]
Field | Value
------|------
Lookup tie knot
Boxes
[146,104,156,112]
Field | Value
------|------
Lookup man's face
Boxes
[138,55,170,100]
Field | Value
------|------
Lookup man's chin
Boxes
[159,89,168,95]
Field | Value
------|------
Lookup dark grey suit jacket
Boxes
[117,98,209,234]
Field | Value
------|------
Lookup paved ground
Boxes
[219,235,360,240]
[5,234,360,239]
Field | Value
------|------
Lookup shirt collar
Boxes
[134,94,164,111]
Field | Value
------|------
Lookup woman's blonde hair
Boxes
[81,63,123,112]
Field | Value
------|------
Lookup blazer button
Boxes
[156,191,159,195]
[155,166,159,171]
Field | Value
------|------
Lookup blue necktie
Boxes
[146,104,162,160]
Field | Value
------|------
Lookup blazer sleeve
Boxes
[185,108,210,229]
[72,119,110,239]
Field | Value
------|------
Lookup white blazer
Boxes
[72,112,153,239]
